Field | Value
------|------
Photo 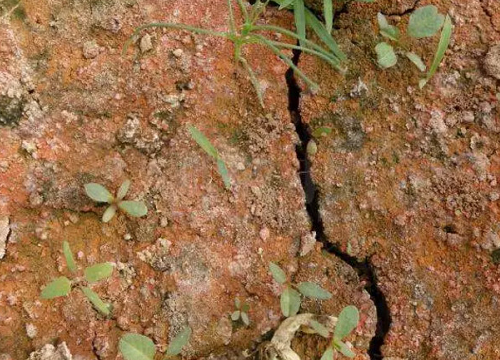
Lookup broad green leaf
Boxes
[294,0,306,47]
[119,333,156,360]
[375,42,397,69]
[241,312,250,326]
[81,286,111,316]
[408,5,444,39]
[420,14,452,88]
[312,126,332,138]
[320,347,334,360]
[377,13,400,41]
[102,205,117,223]
[334,305,360,341]
[62,241,77,273]
[216,158,231,189]
[117,179,131,200]
[324,0,333,33]
[278,0,294,10]
[84,262,113,283]
[334,339,356,358]
[118,201,148,217]
[297,282,332,300]
[84,183,113,203]
[41,276,71,299]
[188,125,218,159]
[280,287,301,317]
[310,320,330,338]
[305,9,346,61]
[269,262,287,284]
[166,326,192,356]
[231,310,241,321]
[406,52,426,72]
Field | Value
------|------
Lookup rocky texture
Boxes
[484,44,500,80]
[27,343,72,360]
[0,217,9,259]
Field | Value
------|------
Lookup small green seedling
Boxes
[317,306,360,359]
[119,326,192,360]
[40,241,113,316]
[231,297,250,326]
[124,0,345,108]
[84,179,148,222]
[375,5,453,88]
[269,262,332,317]
[188,125,232,190]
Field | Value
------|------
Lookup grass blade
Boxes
[63,241,77,273]
[228,0,236,35]
[81,286,111,316]
[420,14,452,88]
[188,125,219,159]
[294,0,306,46]
[304,9,346,61]
[239,57,264,108]
[324,0,333,33]
[216,158,231,190]
[236,0,249,23]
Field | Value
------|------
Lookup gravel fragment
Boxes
[484,45,500,80]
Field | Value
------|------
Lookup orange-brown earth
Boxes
[0,0,499,359]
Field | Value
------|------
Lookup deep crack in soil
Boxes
[285,48,391,360]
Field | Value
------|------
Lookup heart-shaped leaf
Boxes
[85,262,113,283]
[334,305,360,341]
[166,326,192,356]
[375,42,397,69]
[81,286,111,316]
[63,241,77,273]
[117,179,131,200]
[280,287,301,317]
[408,5,444,38]
[119,333,156,360]
[269,262,287,284]
[41,276,71,299]
[84,183,113,203]
[377,13,400,41]
[118,201,148,217]
[297,282,332,300]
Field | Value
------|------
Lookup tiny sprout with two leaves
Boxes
[319,306,360,359]
[231,297,250,326]
[41,241,113,316]
[375,5,453,88]
[269,262,332,317]
[188,125,232,190]
[119,326,192,360]
[84,180,148,222]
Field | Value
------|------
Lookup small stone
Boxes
[124,233,132,241]
[215,317,232,345]
[27,342,72,360]
[300,232,316,256]
[140,34,153,53]
[172,48,183,58]
[160,217,169,227]
[306,140,318,156]
[259,227,270,241]
[236,162,245,171]
[489,192,499,201]
[26,323,37,339]
[0,216,10,260]
[82,40,99,59]
[484,45,500,80]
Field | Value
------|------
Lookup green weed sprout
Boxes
[123,0,345,108]
[375,5,452,88]
[119,326,192,360]
[84,180,148,223]
[269,262,332,317]
[231,297,250,326]
[188,125,232,190]
[40,241,113,316]
[317,306,360,359]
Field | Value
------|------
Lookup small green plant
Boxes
[318,306,360,359]
[188,125,232,190]
[84,179,148,222]
[269,262,332,317]
[124,0,344,107]
[119,326,192,360]
[40,241,113,316]
[375,5,453,88]
[231,297,250,326]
